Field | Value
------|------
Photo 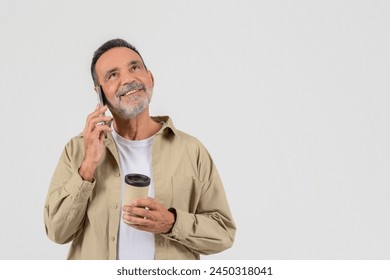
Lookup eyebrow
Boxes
[104,60,144,80]
[104,67,118,81]
[127,60,143,67]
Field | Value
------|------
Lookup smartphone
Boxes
[96,86,112,126]
[96,85,107,106]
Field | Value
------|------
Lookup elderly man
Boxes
[44,38,236,260]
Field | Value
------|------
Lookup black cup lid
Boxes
[125,173,150,187]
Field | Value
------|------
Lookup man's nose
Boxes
[121,71,137,85]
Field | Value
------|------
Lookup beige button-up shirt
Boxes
[44,116,236,259]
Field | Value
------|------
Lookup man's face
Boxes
[95,47,154,120]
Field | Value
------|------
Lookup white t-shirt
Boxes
[111,129,155,260]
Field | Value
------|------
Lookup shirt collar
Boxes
[104,115,177,144]
[151,116,177,136]
[101,115,176,162]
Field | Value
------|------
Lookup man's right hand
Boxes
[79,104,113,182]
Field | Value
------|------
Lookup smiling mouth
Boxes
[122,89,142,97]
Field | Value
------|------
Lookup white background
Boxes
[0,0,389,260]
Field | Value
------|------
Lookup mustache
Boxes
[116,82,146,97]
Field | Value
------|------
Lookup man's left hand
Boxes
[122,198,175,234]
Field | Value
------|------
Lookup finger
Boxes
[123,205,146,215]
[94,116,113,127]
[96,104,108,113]
[122,211,150,225]
[86,105,108,123]
[87,105,108,122]
[132,198,156,209]
[84,106,109,133]
[130,206,151,220]
[94,124,113,139]
[122,198,157,213]
[122,213,138,225]
[86,116,113,135]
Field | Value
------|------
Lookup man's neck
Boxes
[112,109,162,140]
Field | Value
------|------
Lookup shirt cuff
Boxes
[161,208,191,240]
[64,171,96,202]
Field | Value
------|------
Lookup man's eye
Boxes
[132,65,141,71]
[108,72,118,79]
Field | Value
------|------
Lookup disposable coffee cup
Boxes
[123,173,150,206]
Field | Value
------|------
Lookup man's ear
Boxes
[148,70,154,88]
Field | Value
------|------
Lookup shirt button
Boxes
[112,204,118,209]
[116,172,120,177]
[111,237,116,242]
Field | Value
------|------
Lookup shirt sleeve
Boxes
[161,141,236,255]
[44,141,95,245]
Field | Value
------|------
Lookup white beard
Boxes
[109,88,152,120]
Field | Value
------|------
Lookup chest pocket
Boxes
[171,176,203,213]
